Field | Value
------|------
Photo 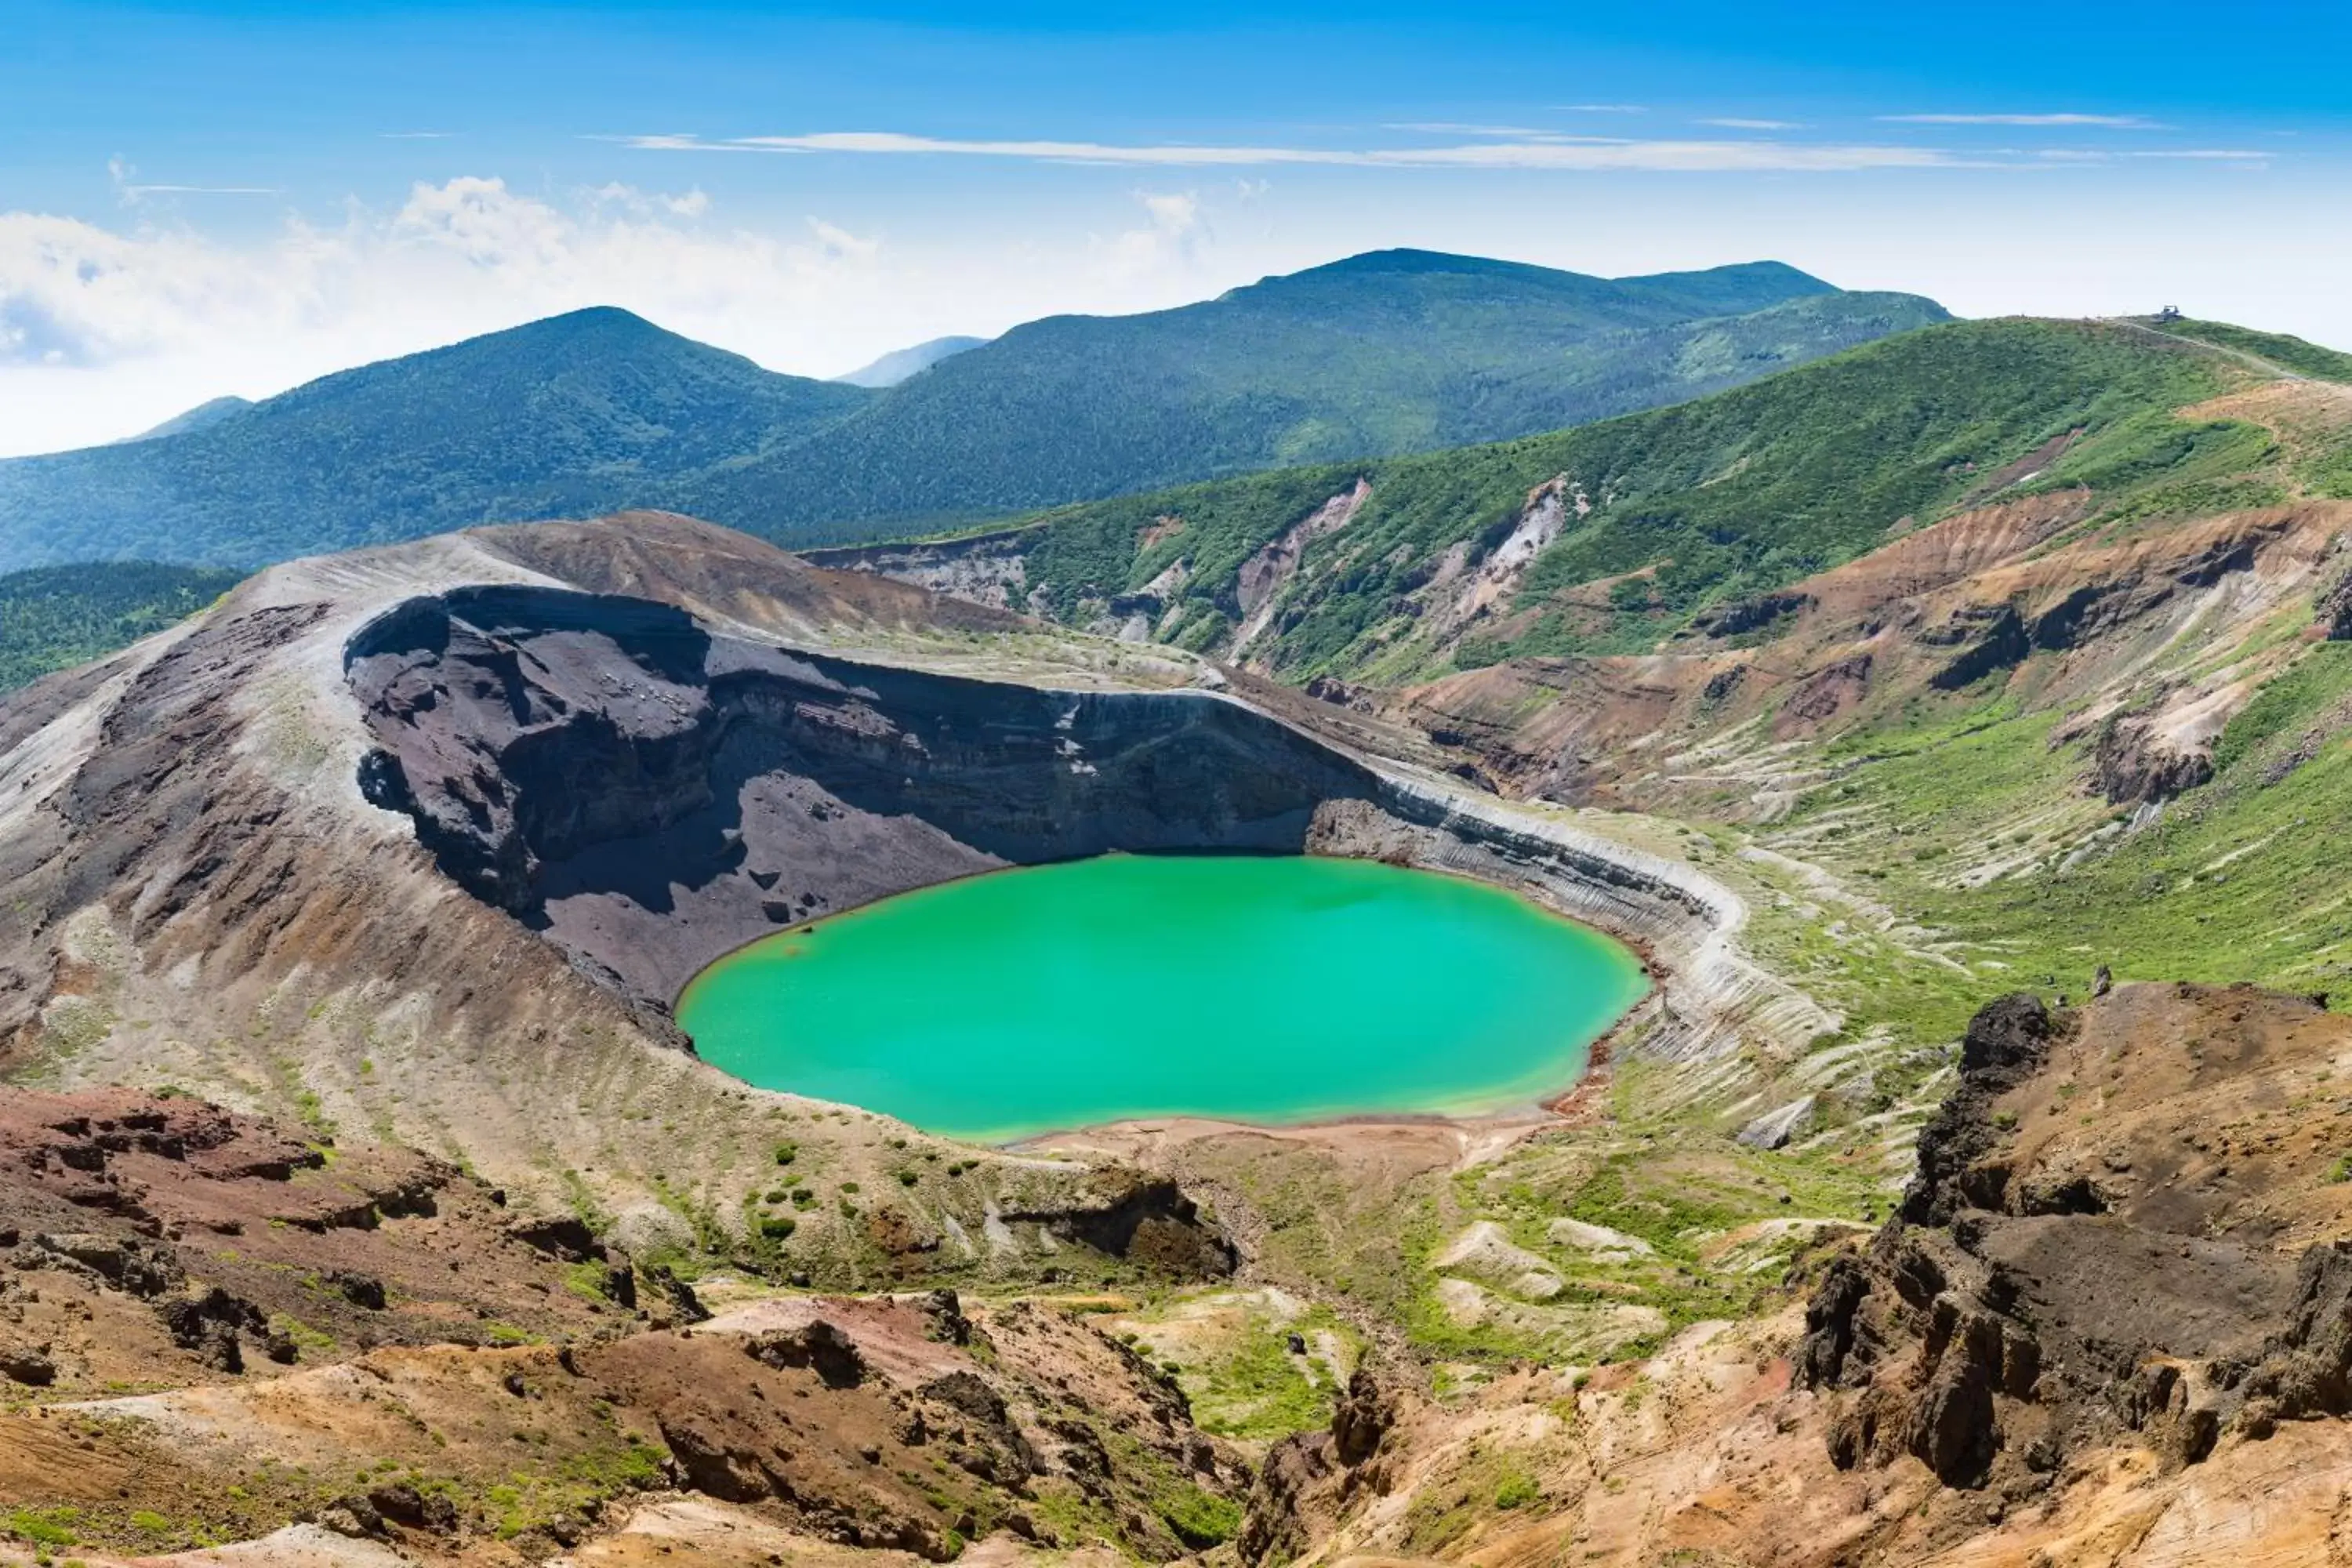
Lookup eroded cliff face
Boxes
[1225,983,2352,1568]
[1396,499,2352,815]
[1796,983,2352,1496]
[345,584,1385,1008]
[0,517,1283,1280]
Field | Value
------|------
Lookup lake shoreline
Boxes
[679,852,1650,1142]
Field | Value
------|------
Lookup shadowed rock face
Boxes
[346,584,1381,1009]
[1796,983,2352,1492]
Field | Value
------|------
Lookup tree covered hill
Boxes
[0,252,1945,571]
[0,561,247,691]
[889,314,2349,681]
[677,252,1946,540]
[0,307,871,570]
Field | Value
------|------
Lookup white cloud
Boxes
[0,176,1257,456]
[0,176,910,452]
[1880,112,2160,128]
[587,181,713,219]
[394,175,575,270]
[1094,191,1207,280]
[627,128,1960,173]
[2023,148,2273,167]
[806,218,879,261]
[1699,118,1803,131]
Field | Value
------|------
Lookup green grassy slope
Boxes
[995,318,2255,677]
[0,562,245,691]
[2138,315,2352,383]
[682,252,1946,540]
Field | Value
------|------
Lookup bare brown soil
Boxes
[0,1086,1249,1566]
[1236,984,2352,1566]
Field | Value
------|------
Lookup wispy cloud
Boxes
[587,181,712,218]
[2027,147,2271,165]
[119,184,279,195]
[380,131,456,140]
[1556,103,1647,114]
[1699,118,1803,132]
[107,157,277,201]
[1385,122,1559,137]
[1879,112,2161,128]
[618,129,1961,173]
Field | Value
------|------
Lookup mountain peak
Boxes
[0,250,1947,570]
[477,305,672,347]
[1303,248,1562,278]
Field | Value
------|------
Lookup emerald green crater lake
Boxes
[677,855,1650,1142]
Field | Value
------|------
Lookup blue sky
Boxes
[5,0,2350,454]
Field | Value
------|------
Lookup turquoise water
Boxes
[677,854,1649,1142]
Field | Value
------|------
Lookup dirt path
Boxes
[2102,316,2352,403]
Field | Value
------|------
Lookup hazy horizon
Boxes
[5,0,2349,456]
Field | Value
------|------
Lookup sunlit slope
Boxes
[943,315,2350,681]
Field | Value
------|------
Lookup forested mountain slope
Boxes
[0,252,1944,569]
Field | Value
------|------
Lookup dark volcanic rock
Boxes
[746,1319,867,1388]
[2096,713,2214,805]
[346,585,1381,1007]
[2320,569,2352,641]
[1691,590,1813,639]
[0,1345,56,1386]
[1899,993,2056,1227]
[1238,1366,1396,1564]
[1330,1367,1395,1467]
[1799,985,2336,1494]
[1928,604,2030,690]
[1004,1172,1238,1278]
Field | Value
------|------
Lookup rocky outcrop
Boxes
[1896,993,2059,1227]
[347,584,1384,1007]
[0,1239,1250,1565]
[1735,1094,1817,1150]
[1231,480,1371,654]
[2319,568,2352,641]
[2096,711,2216,804]
[0,1085,630,1397]
[1691,590,1814,640]
[1926,603,2031,691]
[1002,1171,1237,1277]
[800,527,1040,615]
[1240,1367,1401,1564]
[1798,984,2352,1494]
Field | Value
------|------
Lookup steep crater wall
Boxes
[345,586,1387,1010]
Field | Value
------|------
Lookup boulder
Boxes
[1734,1095,1817,1151]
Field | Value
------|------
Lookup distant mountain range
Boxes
[850,315,2267,682]
[835,335,990,388]
[0,249,1947,571]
